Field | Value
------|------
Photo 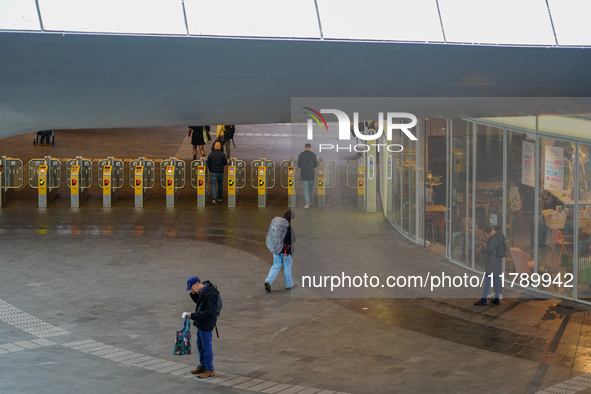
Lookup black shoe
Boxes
[286,283,298,290]
[265,282,271,292]
[474,299,487,306]
[193,155,196,160]
[490,298,500,305]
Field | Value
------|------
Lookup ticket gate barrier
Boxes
[66,157,92,207]
[280,158,336,208]
[227,158,246,208]
[280,159,299,208]
[0,156,23,207]
[346,158,365,208]
[316,158,336,208]
[160,157,186,207]
[98,157,124,207]
[129,158,155,207]
[190,158,208,207]
[250,158,275,208]
[386,155,393,213]
[365,142,377,213]
[28,156,61,207]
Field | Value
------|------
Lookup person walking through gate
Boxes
[265,210,296,292]
[207,141,228,205]
[188,126,211,160]
[182,276,219,379]
[297,144,317,209]
[216,125,233,158]
[474,225,505,306]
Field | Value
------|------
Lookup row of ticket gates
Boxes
[0,156,384,209]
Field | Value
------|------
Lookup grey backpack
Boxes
[265,217,289,254]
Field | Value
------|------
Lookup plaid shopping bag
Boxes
[173,316,192,355]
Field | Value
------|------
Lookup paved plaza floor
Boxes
[1,127,591,393]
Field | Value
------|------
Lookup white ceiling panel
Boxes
[184,0,320,38]
[317,0,444,42]
[0,0,40,31]
[548,0,591,46]
[38,0,186,35]
[439,0,556,45]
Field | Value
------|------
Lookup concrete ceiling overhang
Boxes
[1,31,591,138]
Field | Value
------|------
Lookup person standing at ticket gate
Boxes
[207,141,228,205]
[188,126,210,160]
[297,143,317,209]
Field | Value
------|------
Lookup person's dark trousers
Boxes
[211,172,224,200]
[40,130,50,144]
[197,329,214,371]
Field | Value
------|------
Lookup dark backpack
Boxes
[496,240,507,258]
[207,282,223,338]
[224,125,236,148]
[207,282,222,316]
[224,125,235,140]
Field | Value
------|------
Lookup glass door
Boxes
[447,119,473,268]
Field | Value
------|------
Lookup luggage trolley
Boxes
[28,156,61,207]
[227,158,246,207]
[66,156,92,207]
[250,158,275,207]
[160,157,186,207]
[129,157,156,207]
[0,156,24,207]
[190,158,208,207]
[98,157,124,207]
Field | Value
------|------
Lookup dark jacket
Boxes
[189,126,209,145]
[480,232,506,275]
[207,149,228,174]
[281,225,296,255]
[189,281,219,331]
[297,150,317,181]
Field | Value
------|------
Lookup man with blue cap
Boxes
[182,275,220,379]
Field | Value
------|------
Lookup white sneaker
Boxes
[304,205,310,209]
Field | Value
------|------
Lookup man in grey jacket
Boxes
[474,225,505,306]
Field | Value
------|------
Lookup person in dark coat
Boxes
[182,276,219,379]
[207,141,228,204]
[297,144,317,208]
[188,126,210,159]
[474,225,505,306]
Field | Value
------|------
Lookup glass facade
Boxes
[386,116,591,304]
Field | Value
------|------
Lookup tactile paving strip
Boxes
[536,373,591,394]
[0,299,70,338]
[0,339,56,355]
[61,339,349,394]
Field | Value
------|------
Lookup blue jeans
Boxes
[196,329,214,371]
[266,253,293,288]
[302,180,313,206]
[482,274,500,299]
[211,172,224,200]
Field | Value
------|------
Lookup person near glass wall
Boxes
[474,225,505,306]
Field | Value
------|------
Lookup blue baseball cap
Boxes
[186,276,200,291]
